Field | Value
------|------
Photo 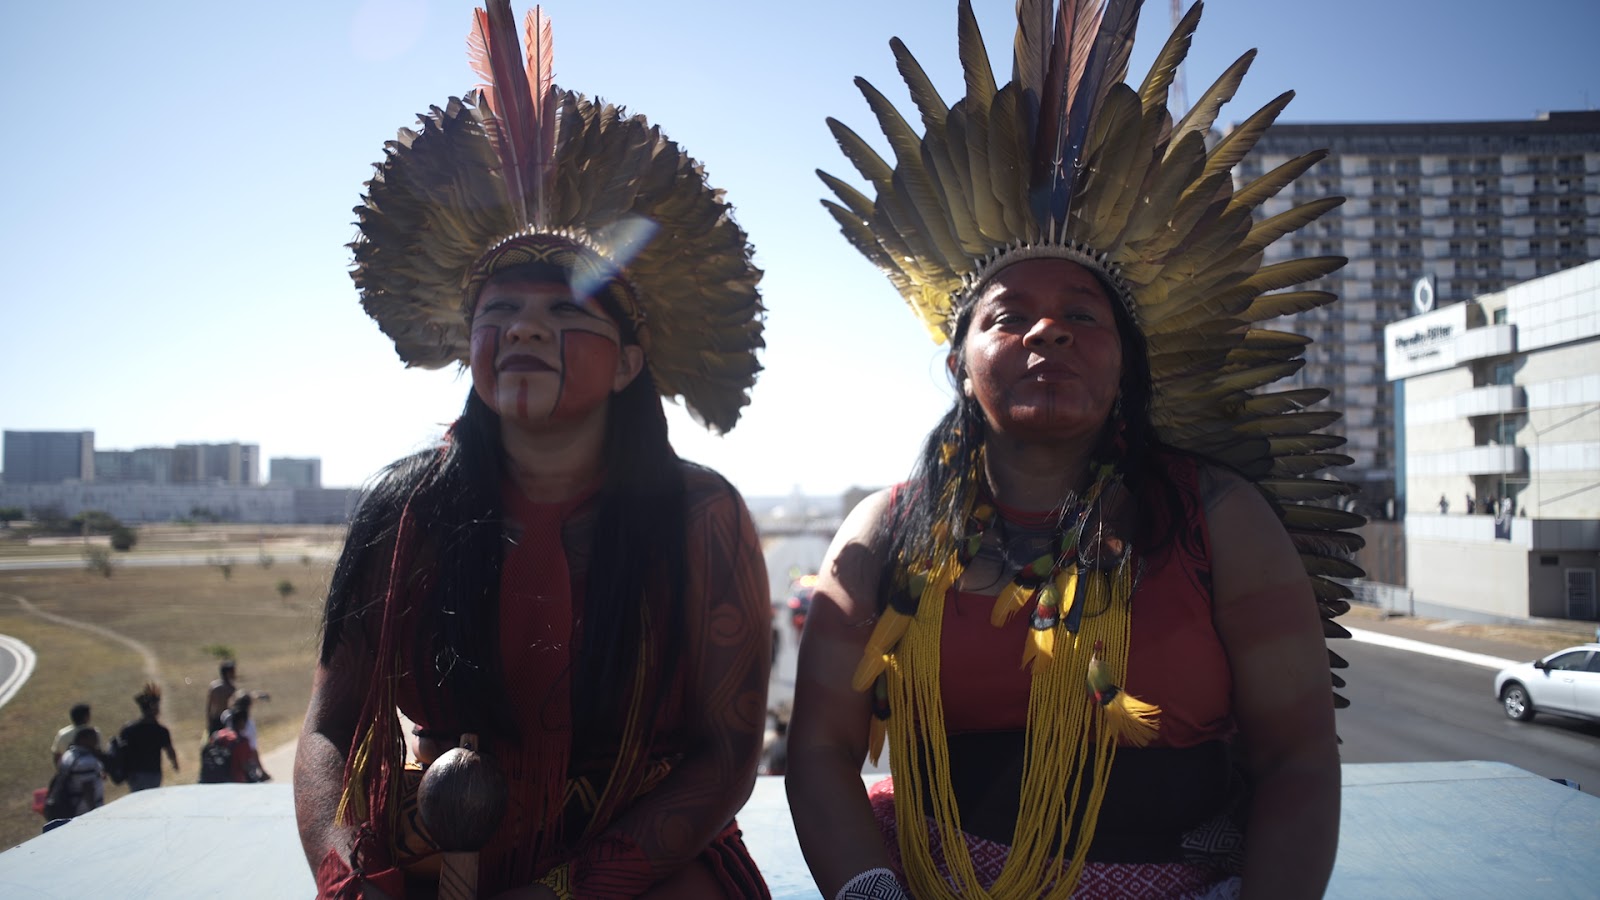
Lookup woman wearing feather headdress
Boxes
[787,2,1351,898]
[291,3,770,898]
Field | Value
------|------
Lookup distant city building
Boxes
[0,481,360,525]
[173,442,259,486]
[1239,110,1600,516]
[2,430,94,485]
[269,457,322,489]
[94,447,175,484]
[1385,260,1600,623]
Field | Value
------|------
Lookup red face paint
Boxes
[469,323,503,413]
[469,280,625,425]
[552,329,621,421]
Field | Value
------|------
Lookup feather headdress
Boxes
[825,0,1358,674]
[353,1,763,433]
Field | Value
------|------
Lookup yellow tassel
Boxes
[1056,567,1079,623]
[334,721,377,825]
[868,716,887,767]
[851,607,912,692]
[1100,690,1162,747]
[1020,624,1055,670]
[989,581,1032,627]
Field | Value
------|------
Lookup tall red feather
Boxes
[471,1,544,227]
[524,6,556,227]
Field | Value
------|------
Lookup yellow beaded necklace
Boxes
[853,462,1159,898]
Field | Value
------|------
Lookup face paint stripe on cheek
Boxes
[552,329,621,420]
[470,324,503,412]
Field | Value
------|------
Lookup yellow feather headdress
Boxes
[352,1,764,433]
[824,0,1361,677]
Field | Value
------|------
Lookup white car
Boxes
[1494,643,1600,723]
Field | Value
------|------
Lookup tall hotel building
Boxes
[1237,111,1600,514]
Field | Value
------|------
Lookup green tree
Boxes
[0,506,24,526]
[31,505,71,534]
[69,510,122,535]
[110,525,139,551]
[276,579,296,602]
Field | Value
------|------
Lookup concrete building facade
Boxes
[172,442,260,486]
[269,457,322,489]
[1240,110,1600,516]
[94,447,176,484]
[0,482,360,525]
[2,430,95,485]
[1385,261,1600,623]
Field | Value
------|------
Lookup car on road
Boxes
[786,574,818,638]
[1494,643,1600,723]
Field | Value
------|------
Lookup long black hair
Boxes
[321,266,687,747]
[875,261,1180,610]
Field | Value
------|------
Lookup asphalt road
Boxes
[1332,639,1600,794]
[0,634,36,709]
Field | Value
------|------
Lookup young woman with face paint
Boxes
[293,6,769,897]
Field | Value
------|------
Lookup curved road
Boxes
[0,634,37,709]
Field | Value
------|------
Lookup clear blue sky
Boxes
[2,0,1595,494]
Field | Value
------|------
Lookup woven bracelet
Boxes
[535,863,573,900]
[836,867,909,900]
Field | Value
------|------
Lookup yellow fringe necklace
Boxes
[851,464,1159,899]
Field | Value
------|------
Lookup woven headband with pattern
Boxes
[351,1,764,433]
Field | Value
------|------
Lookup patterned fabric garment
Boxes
[366,464,771,899]
[869,779,1239,899]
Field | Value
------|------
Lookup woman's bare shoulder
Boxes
[679,461,751,524]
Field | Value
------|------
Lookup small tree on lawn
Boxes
[110,525,138,551]
[276,579,296,603]
[83,546,114,578]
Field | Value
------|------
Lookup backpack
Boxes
[104,734,127,785]
[198,733,235,784]
[41,771,77,820]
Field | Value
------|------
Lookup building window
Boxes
[1493,308,1508,325]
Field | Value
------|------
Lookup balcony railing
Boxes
[1456,384,1525,418]
[1410,445,1527,477]
[1456,324,1516,362]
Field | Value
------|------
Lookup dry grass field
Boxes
[0,536,336,853]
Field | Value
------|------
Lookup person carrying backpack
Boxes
[201,700,267,784]
[45,728,106,822]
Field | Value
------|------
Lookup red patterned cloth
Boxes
[868,779,1238,899]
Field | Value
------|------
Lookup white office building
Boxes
[1385,261,1600,622]
[1241,110,1600,515]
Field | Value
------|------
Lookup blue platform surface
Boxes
[0,762,1594,898]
